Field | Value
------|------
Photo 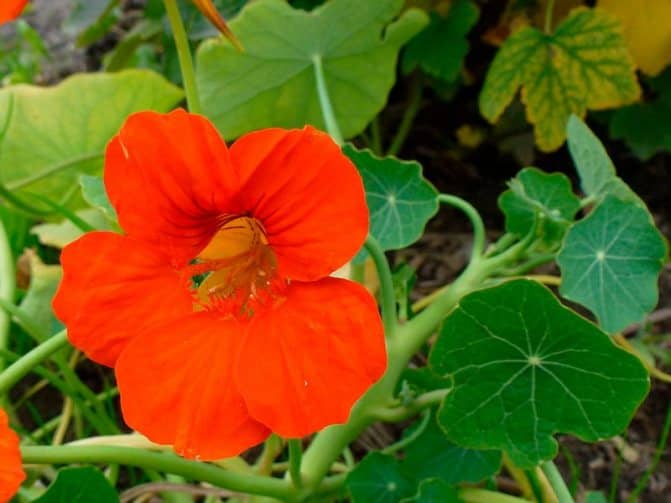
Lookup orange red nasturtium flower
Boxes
[0,408,24,502]
[0,0,28,24]
[53,110,387,460]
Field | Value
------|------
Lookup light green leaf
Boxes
[430,279,649,468]
[402,0,479,82]
[566,115,641,205]
[343,145,438,261]
[31,209,113,249]
[404,413,501,484]
[585,492,608,503]
[479,8,640,152]
[196,0,427,139]
[401,479,460,503]
[345,452,415,503]
[499,167,580,243]
[0,69,183,208]
[79,175,117,221]
[34,467,119,503]
[557,196,668,333]
[18,251,62,340]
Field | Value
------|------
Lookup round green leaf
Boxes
[403,414,501,484]
[429,279,649,468]
[499,167,580,243]
[558,195,668,333]
[401,479,460,503]
[346,452,415,503]
[0,69,183,208]
[196,0,427,139]
[343,145,438,260]
[34,466,119,503]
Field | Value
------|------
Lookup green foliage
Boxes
[17,252,62,340]
[0,20,47,85]
[79,175,117,222]
[558,196,668,333]
[402,479,460,502]
[499,167,580,243]
[31,209,113,249]
[0,70,183,209]
[480,8,640,151]
[402,0,479,82]
[64,0,120,47]
[403,413,501,484]
[566,115,641,205]
[346,452,414,503]
[430,279,649,468]
[609,68,671,160]
[34,467,119,503]
[343,145,438,261]
[196,0,427,139]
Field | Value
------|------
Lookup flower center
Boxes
[190,217,283,317]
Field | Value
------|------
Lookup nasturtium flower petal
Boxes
[231,128,369,281]
[116,313,270,459]
[53,232,193,366]
[0,408,24,502]
[0,0,28,24]
[235,278,386,437]
[104,110,243,266]
[56,110,385,459]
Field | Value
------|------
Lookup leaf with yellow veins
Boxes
[479,7,640,152]
[598,0,671,76]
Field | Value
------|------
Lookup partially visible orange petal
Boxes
[191,0,243,51]
[105,109,243,265]
[231,127,369,282]
[235,278,386,437]
[116,313,270,460]
[0,408,25,502]
[0,0,28,24]
[53,232,192,367]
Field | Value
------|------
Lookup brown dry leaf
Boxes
[598,0,671,76]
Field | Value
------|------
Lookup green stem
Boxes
[364,235,397,336]
[0,330,69,396]
[438,194,486,264]
[287,439,303,489]
[381,409,430,454]
[164,0,202,114]
[22,446,295,500]
[0,217,14,374]
[312,54,344,145]
[541,461,574,503]
[0,298,48,342]
[387,76,422,157]
[544,0,556,33]
[460,488,532,503]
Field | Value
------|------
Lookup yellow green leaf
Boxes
[598,0,671,76]
[479,7,640,152]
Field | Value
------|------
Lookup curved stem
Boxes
[312,54,344,144]
[381,409,430,454]
[364,235,397,337]
[460,488,531,503]
[164,0,202,114]
[387,75,422,157]
[0,330,69,396]
[614,334,671,383]
[287,439,303,489]
[0,218,15,374]
[541,460,574,503]
[22,445,296,500]
[438,194,486,265]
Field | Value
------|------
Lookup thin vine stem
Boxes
[287,439,303,489]
[0,217,15,375]
[381,409,431,455]
[164,0,202,114]
[387,75,423,157]
[541,460,575,503]
[544,0,556,33]
[438,194,486,265]
[364,235,397,337]
[0,330,69,396]
[312,54,344,144]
